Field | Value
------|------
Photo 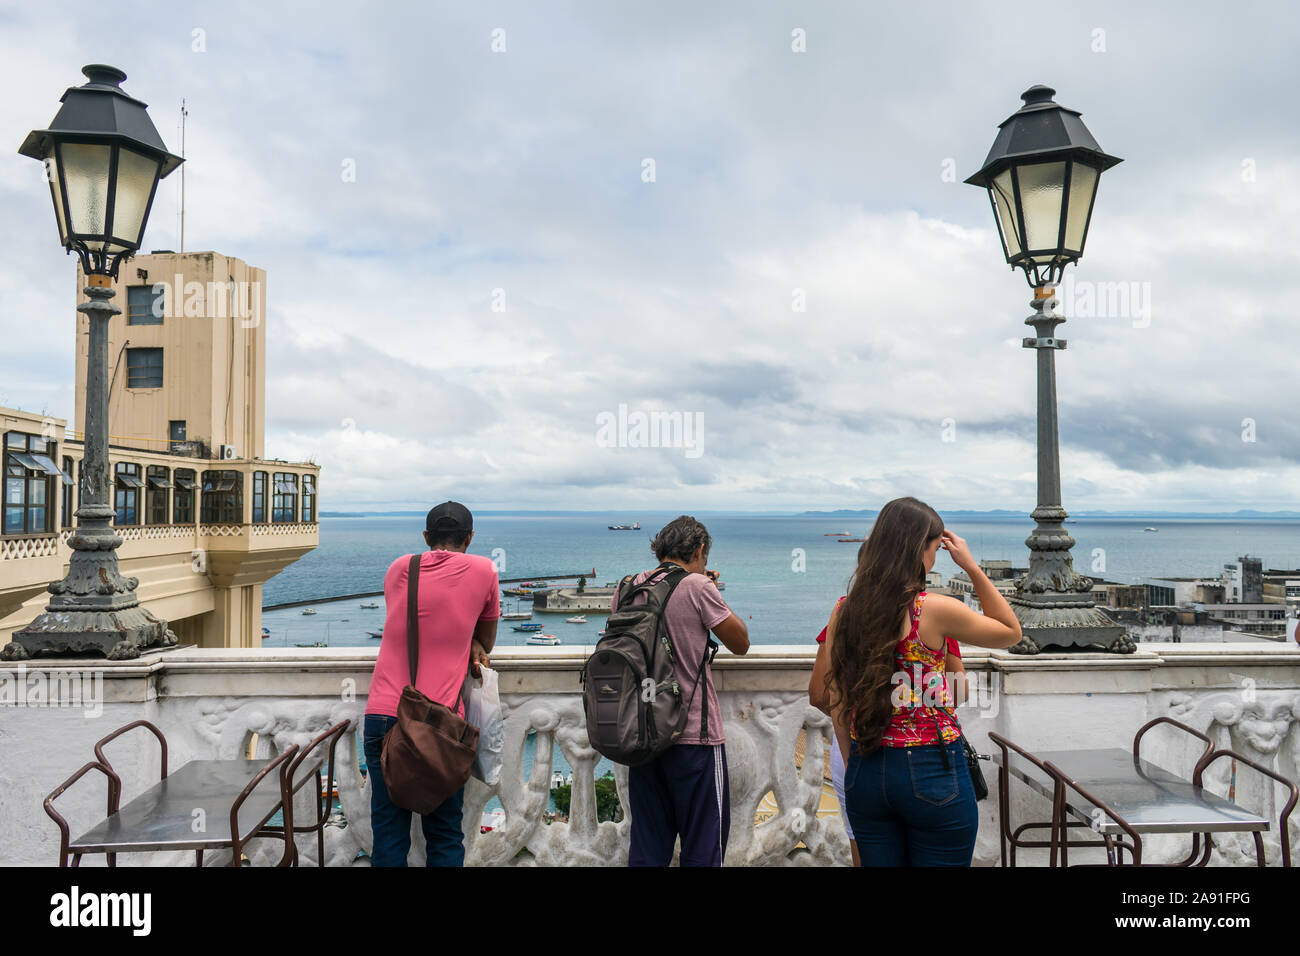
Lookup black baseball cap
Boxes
[426,501,473,535]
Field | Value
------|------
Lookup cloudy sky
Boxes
[1,1,1297,513]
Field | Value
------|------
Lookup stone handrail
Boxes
[0,643,1297,866]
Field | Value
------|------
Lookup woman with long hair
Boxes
[820,496,1022,866]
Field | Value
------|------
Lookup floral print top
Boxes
[821,591,962,747]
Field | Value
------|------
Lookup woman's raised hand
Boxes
[940,529,977,572]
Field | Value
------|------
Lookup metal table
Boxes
[989,728,1289,866]
[63,753,321,866]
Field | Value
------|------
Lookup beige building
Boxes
[1,252,317,649]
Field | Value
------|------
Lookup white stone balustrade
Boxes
[1,643,1297,866]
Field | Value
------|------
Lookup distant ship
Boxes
[824,531,851,536]
[1143,527,1158,533]
[359,601,379,609]
[526,633,562,646]
[609,522,641,531]
[513,623,545,632]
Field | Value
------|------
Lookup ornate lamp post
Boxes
[2,65,183,661]
[965,85,1132,654]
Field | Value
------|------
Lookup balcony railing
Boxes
[1,643,1297,867]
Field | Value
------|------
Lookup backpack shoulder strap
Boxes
[406,553,422,686]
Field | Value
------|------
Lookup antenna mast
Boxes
[178,99,188,252]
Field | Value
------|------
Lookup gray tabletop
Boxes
[71,756,323,854]
[992,746,1269,835]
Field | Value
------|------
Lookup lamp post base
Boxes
[3,605,177,661]
[1008,590,1134,654]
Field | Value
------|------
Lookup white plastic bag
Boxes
[466,665,504,785]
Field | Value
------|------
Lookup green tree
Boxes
[550,772,622,822]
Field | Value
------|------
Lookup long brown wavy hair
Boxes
[826,496,944,752]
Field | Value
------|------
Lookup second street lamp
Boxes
[3,65,183,661]
[966,85,1132,654]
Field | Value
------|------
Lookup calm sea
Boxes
[262,512,1300,648]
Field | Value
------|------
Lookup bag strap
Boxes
[407,553,422,686]
[407,550,472,713]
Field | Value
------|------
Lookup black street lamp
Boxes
[966,85,1132,654]
[3,65,183,661]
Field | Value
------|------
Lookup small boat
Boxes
[565,615,587,624]
[608,522,640,531]
[261,626,271,640]
[296,641,328,648]
[300,607,317,615]
[502,611,533,620]
[479,808,506,834]
[513,623,544,632]
[1142,527,1158,533]
[366,629,383,639]
[596,629,606,637]
[715,581,726,591]
[525,633,561,646]
[824,531,851,536]
[359,601,379,609]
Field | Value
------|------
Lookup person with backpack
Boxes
[595,515,749,866]
[364,501,497,867]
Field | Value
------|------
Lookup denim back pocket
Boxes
[906,745,958,806]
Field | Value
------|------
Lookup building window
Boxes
[146,466,172,524]
[252,471,268,523]
[272,473,298,523]
[126,285,165,325]
[3,431,60,535]
[169,420,187,454]
[173,469,196,523]
[114,462,143,526]
[126,348,164,389]
[201,470,242,524]
[301,475,316,522]
[61,456,76,527]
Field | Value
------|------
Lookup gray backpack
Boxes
[581,562,717,766]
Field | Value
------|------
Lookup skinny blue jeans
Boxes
[844,738,978,866]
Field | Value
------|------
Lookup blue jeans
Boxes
[363,714,466,867]
[844,738,977,866]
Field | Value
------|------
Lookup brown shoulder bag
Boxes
[380,553,479,813]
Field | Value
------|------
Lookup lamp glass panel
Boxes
[58,142,112,241]
[991,168,1021,258]
[111,147,161,247]
[1017,161,1067,259]
[44,155,69,244]
[1063,161,1099,253]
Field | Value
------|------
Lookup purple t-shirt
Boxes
[611,567,732,745]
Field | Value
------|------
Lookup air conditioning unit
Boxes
[220,445,237,460]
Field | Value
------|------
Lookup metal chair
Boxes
[93,719,170,866]
[262,719,352,866]
[229,744,300,867]
[43,761,119,867]
[1194,749,1298,867]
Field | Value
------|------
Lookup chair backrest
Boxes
[288,720,353,809]
[230,744,301,867]
[93,719,169,812]
[43,760,118,867]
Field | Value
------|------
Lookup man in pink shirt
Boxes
[364,501,498,867]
